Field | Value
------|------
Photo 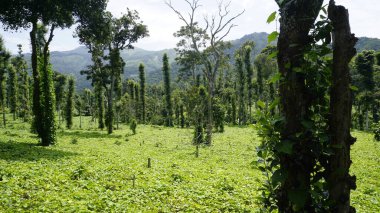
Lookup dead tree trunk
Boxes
[327,1,358,212]
[276,0,323,211]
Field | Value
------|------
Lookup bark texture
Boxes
[276,0,323,211]
[328,1,357,212]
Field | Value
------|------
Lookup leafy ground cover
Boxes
[0,116,379,212]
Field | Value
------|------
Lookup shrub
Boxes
[374,122,380,141]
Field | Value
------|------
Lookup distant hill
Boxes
[355,37,380,52]
[23,33,380,90]
[24,47,177,90]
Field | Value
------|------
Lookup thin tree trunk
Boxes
[107,75,115,134]
[365,110,369,131]
[1,100,5,127]
[327,1,358,212]
[206,79,213,145]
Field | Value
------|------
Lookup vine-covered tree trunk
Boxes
[276,0,323,211]
[107,75,115,134]
[40,26,57,146]
[327,1,357,212]
[30,21,42,137]
[95,82,105,129]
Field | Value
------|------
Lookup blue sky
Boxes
[1,0,379,54]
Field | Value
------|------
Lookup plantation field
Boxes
[0,116,379,212]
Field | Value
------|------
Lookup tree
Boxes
[77,9,148,134]
[244,45,254,122]
[7,65,18,120]
[54,72,67,126]
[0,36,10,127]
[256,1,357,211]
[75,94,83,129]
[39,55,57,146]
[167,0,244,144]
[162,53,173,127]
[0,0,108,145]
[139,63,146,123]
[353,50,376,129]
[235,55,245,125]
[13,44,30,121]
[66,77,75,129]
[95,82,105,129]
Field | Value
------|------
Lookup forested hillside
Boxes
[23,33,380,90]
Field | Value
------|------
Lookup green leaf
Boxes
[269,98,280,110]
[268,31,279,43]
[257,100,266,109]
[350,85,359,91]
[269,72,281,84]
[268,50,278,59]
[267,11,277,24]
[275,141,293,154]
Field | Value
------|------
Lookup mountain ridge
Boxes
[22,32,380,90]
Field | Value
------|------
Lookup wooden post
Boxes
[147,158,151,168]
[327,1,358,212]
[195,145,199,158]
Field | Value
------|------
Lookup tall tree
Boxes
[54,72,67,126]
[235,55,245,125]
[275,0,323,211]
[66,77,75,129]
[167,0,243,144]
[75,94,83,129]
[244,45,254,122]
[7,65,18,120]
[14,44,30,121]
[139,63,146,123]
[0,36,10,127]
[77,9,148,134]
[95,82,105,129]
[162,53,173,127]
[354,50,376,129]
[0,0,108,145]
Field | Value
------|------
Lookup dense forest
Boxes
[0,0,379,212]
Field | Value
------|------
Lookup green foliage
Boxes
[94,83,105,129]
[162,53,173,127]
[66,78,75,129]
[0,118,378,212]
[130,119,137,135]
[14,45,30,121]
[7,65,18,119]
[235,55,246,125]
[77,8,148,134]
[139,63,146,123]
[0,36,10,127]
[255,9,340,211]
[213,98,225,133]
[374,122,380,141]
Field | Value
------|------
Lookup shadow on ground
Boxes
[0,141,78,162]
[58,130,123,139]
